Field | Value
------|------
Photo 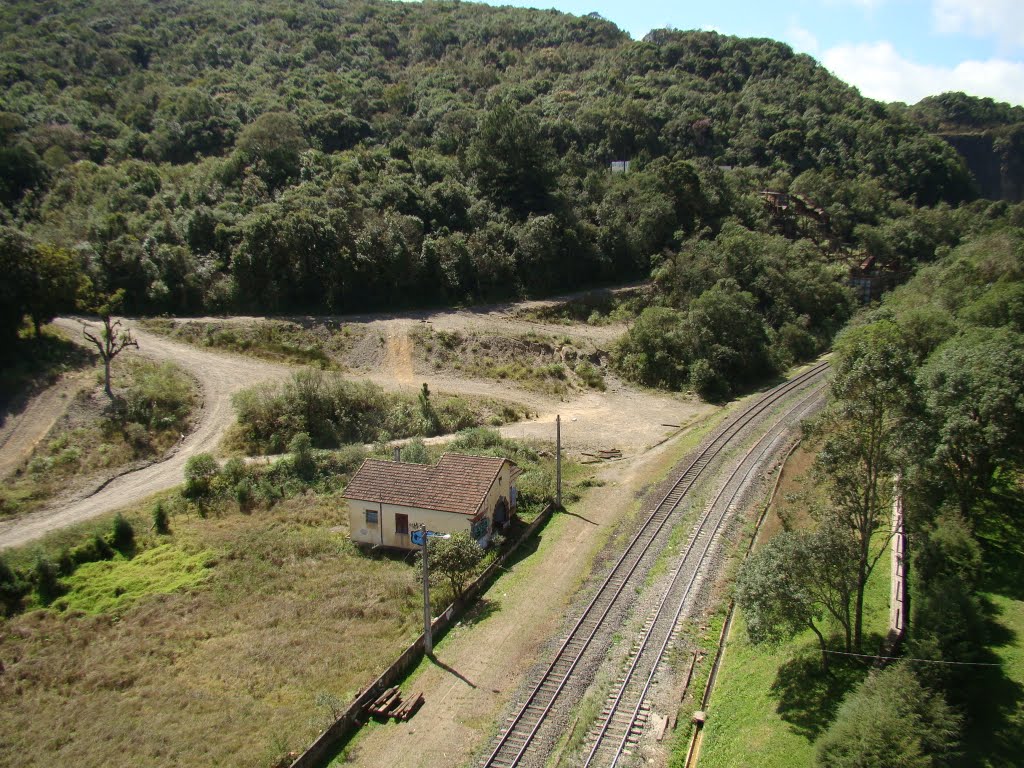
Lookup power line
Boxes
[821,649,1002,667]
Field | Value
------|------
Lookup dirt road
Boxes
[0,297,710,550]
[0,370,90,480]
[0,319,292,550]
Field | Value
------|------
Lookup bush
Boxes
[183,452,220,498]
[0,557,28,616]
[232,369,503,454]
[401,438,431,464]
[288,432,315,479]
[33,555,63,603]
[816,663,961,768]
[153,501,170,534]
[111,513,135,550]
[574,360,605,390]
[123,361,193,430]
[92,532,114,560]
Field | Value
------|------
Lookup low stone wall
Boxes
[288,503,555,768]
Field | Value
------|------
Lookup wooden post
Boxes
[556,414,562,509]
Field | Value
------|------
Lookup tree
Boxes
[183,452,220,499]
[736,522,858,672]
[816,663,961,768]
[79,288,139,397]
[815,321,918,649]
[236,112,307,190]
[426,530,484,598]
[418,383,440,436]
[0,225,33,345]
[468,101,556,218]
[917,329,1024,515]
[25,244,82,337]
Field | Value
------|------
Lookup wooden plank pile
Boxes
[367,686,424,722]
[581,448,623,464]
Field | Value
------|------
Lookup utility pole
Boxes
[556,414,562,509]
[418,524,433,655]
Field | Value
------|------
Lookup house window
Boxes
[365,509,378,525]
[395,513,409,535]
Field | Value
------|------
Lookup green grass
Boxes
[694,534,892,768]
[55,544,213,614]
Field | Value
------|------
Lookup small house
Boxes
[344,453,518,551]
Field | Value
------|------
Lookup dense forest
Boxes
[0,0,1020,394]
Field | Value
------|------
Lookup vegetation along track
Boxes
[481,361,829,768]
[580,382,826,767]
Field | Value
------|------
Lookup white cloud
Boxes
[933,0,1024,50]
[822,41,1024,105]
[786,22,820,55]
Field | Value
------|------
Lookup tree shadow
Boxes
[770,642,873,740]
[976,486,1024,600]
[459,596,499,627]
[0,330,94,417]
[955,602,1024,767]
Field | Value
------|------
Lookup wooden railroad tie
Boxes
[367,687,424,722]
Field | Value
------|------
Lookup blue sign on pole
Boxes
[411,529,425,547]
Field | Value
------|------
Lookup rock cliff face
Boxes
[941,130,1024,202]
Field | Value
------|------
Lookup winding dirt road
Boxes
[0,296,709,551]
[0,319,292,551]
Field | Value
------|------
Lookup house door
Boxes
[493,497,508,528]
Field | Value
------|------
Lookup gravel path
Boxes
[0,318,292,550]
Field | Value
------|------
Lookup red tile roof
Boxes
[343,453,510,516]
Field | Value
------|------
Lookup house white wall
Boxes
[347,462,514,551]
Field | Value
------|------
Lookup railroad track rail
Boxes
[581,382,827,767]
[481,362,829,768]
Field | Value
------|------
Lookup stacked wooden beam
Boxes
[366,687,424,721]
[580,447,624,464]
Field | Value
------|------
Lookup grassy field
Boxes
[0,494,424,768]
[691,444,893,768]
[0,429,566,767]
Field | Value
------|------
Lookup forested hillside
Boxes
[1,0,979,321]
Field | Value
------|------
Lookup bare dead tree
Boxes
[80,289,138,398]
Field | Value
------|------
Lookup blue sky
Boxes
[475,0,1024,106]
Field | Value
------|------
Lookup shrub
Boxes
[153,501,171,534]
[288,432,315,479]
[0,557,28,616]
[816,663,961,767]
[401,438,431,464]
[92,532,114,560]
[183,452,220,498]
[123,361,193,430]
[33,555,63,603]
[111,513,135,550]
[574,359,605,390]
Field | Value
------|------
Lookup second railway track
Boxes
[481,361,830,768]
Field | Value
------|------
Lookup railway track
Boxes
[580,382,827,767]
[481,362,830,768]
